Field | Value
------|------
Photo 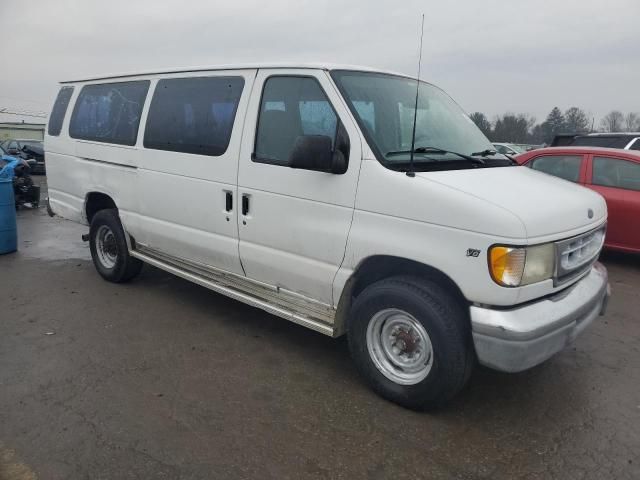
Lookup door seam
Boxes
[235,68,260,276]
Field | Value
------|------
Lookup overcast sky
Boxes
[1,0,639,126]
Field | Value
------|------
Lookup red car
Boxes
[516,147,640,253]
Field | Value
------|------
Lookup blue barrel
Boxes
[0,177,17,254]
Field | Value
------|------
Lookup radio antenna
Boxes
[407,13,425,178]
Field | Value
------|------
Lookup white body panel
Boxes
[45,63,607,336]
[334,159,606,308]
[132,70,256,275]
[236,69,362,304]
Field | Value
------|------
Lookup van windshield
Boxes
[331,70,508,171]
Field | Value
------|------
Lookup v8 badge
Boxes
[466,248,481,257]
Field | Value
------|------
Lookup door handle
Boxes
[242,194,249,216]
[225,191,233,212]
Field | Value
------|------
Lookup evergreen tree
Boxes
[564,107,590,133]
[541,107,566,143]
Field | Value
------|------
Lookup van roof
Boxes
[60,63,413,84]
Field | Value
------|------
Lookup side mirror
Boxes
[288,135,335,173]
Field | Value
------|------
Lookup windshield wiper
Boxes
[386,146,485,165]
[471,148,518,165]
[471,149,497,157]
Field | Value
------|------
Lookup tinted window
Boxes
[48,86,74,136]
[69,81,150,145]
[254,76,339,166]
[529,155,582,182]
[144,76,244,156]
[592,156,640,191]
[571,136,632,148]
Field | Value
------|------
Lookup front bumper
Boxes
[470,262,609,372]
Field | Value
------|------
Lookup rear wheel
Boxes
[348,276,474,410]
[89,209,142,283]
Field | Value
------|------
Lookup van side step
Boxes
[129,245,337,337]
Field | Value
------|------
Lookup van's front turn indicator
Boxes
[489,243,555,287]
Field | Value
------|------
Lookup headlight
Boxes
[489,243,555,287]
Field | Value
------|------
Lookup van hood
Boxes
[416,166,607,239]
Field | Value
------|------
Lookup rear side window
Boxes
[571,136,631,149]
[254,76,339,166]
[48,86,74,136]
[69,81,150,146]
[593,156,640,191]
[144,76,244,156]
[529,155,582,182]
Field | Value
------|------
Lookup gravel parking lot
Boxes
[1,204,639,479]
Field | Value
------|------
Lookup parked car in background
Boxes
[551,133,581,147]
[513,143,540,152]
[492,142,525,155]
[561,133,640,150]
[517,147,640,253]
[0,139,46,174]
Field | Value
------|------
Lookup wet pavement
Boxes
[1,207,639,480]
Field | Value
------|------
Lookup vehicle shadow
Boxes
[132,264,595,419]
[600,249,640,269]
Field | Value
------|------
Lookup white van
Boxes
[45,64,610,409]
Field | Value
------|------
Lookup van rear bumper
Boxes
[470,262,609,373]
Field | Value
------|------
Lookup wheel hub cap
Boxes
[96,225,118,269]
[366,309,434,385]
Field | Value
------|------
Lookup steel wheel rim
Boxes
[366,308,433,385]
[96,225,118,269]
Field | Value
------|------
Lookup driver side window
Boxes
[254,76,343,168]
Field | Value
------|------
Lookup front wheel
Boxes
[348,276,474,410]
[89,209,142,283]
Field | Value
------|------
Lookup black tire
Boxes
[46,198,55,217]
[347,276,474,410]
[89,209,142,283]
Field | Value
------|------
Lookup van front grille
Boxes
[554,226,605,286]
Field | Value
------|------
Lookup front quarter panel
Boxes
[335,159,527,306]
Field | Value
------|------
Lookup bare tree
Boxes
[468,112,492,138]
[600,111,624,132]
[492,113,533,143]
[624,112,640,132]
